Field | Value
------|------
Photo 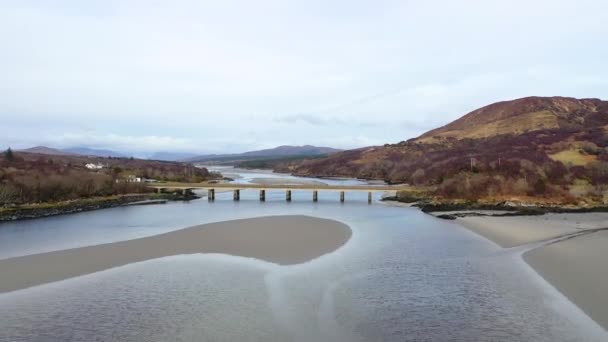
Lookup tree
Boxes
[4,147,14,161]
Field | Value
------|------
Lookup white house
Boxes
[85,163,104,170]
[126,175,144,182]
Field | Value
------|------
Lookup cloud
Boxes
[274,114,383,128]
[275,114,328,126]
[1,0,607,152]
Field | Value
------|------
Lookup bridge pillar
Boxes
[233,189,240,201]
[340,191,345,202]
[286,190,292,202]
[313,190,318,202]
[208,189,215,201]
[260,189,265,201]
[368,191,372,204]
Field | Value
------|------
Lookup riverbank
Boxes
[0,192,199,222]
[383,188,608,217]
[454,213,608,331]
[249,177,327,186]
[0,215,351,293]
[454,213,608,247]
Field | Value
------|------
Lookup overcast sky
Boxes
[1,0,607,155]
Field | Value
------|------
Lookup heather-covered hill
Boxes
[0,151,218,205]
[288,96,608,203]
[418,96,608,141]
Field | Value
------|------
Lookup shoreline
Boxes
[0,215,351,294]
[524,230,608,331]
[249,177,327,186]
[0,193,199,222]
[453,213,608,331]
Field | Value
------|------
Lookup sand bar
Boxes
[249,177,326,186]
[0,215,351,294]
[456,213,608,247]
[455,213,608,330]
[525,230,608,330]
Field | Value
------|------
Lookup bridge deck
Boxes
[150,182,410,192]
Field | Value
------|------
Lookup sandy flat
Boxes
[456,213,608,247]
[250,177,327,186]
[456,213,608,330]
[0,215,351,294]
[525,230,608,330]
[429,210,514,216]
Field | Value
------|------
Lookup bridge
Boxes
[150,182,411,203]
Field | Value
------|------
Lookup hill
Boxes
[18,146,76,156]
[287,96,608,204]
[0,151,219,206]
[148,152,199,161]
[17,146,127,158]
[187,145,342,164]
[63,147,125,158]
[418,96,607,141]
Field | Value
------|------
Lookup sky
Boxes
[1,0,607,156]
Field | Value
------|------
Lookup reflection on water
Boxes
[0,170,606,341]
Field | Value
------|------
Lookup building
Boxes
[126,175,144,182]
[85,163,104,170]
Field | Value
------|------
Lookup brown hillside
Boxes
[284,96,608,203]
[418,96,607,141]
[0,152,218,205]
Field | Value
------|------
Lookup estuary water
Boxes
[0,169,606,341]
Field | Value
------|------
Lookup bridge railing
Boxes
[149,182,414,203]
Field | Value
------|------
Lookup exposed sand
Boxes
[0,215,351,294]
[429,210,513,216]
[456,213,608,247]
[250,177,327,186]
[455,213,608,330]
[525,230,608,330]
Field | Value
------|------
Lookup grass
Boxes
[0,194,149,212]
[569,179,593,197]
[419,110,560,141]
[549,149,597,166]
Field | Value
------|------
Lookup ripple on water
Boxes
[0,187,606,341]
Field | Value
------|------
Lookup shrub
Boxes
[4,148,14,161]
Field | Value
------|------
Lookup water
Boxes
[0,169,606,341]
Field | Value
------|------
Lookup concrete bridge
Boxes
[151,182,411,203]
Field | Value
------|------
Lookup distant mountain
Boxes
[18,146,77,156]
[62,147,125,158]
[187,145,342,164]
[240,145,341,157]
[284,96,608,202]
[148,151,199,161]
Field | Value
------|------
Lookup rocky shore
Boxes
[0,192,200,222]
[382,190,608,219]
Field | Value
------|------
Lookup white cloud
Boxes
[1,0,607,153]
